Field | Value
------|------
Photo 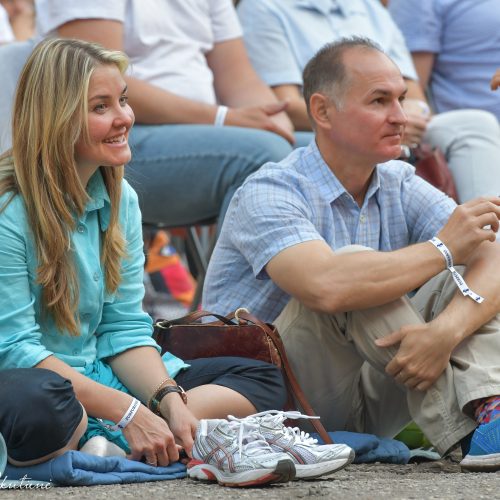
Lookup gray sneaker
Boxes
[230,411,355,479]
[188,419,295,487]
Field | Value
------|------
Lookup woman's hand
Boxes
[122,404,179,466]
[159,393,198,458]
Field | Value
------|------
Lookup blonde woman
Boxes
[0,38,293,486]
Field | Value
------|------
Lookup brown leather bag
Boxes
[153,308,333,444]
[413,143,459,202]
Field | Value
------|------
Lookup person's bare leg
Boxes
[186,385,257,419]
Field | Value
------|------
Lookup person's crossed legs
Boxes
[274,245,500,466]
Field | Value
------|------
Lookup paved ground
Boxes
[2,454,500,500]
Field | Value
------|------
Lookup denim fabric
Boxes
[126,124,293,227]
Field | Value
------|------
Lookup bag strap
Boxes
[232,309,333,445]
[155,310,235,328]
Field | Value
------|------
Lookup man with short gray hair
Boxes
[203,38,500,472]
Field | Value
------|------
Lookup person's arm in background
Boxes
[237,0,310,131]
[387,0,446,146]
[491,69,500,90]
[272,84,314,131]
[0,2,14,43]
[401,77,432,147]
[1,0,34,41]
[207,37,294,143]
[57,19,294,143]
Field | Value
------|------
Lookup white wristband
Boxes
[429,237,484,303]
[429,237,453,267]
[98,398,141,432]
[214,105,228,127]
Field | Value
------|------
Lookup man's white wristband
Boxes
[214,105,228,127]
[98,397,141,432]
[429,237,484,303]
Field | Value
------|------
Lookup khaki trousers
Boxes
[274,246,500,454]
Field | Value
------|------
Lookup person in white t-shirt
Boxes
[0,0,34,42]
[33,0,295,227]
[0,4,14,43]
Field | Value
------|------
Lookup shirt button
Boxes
[77,225,85,233]
[93,272,100,281]
[360,215,366,223]
[73,349,79,355]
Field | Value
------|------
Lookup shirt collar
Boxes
[295,0,345,16]
[302,140,381,206]
[83,169,111,231]
[302,140,347,204]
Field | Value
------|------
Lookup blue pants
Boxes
[126,124,293,227]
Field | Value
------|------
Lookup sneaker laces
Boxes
[226,419,274,460]
[229,410,321,447]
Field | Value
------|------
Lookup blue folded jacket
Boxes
[312,431,410,464]
[4,451,186,486]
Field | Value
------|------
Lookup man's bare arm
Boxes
[267,197,500,314]
[206,38,294,143]
[266,239,444,313]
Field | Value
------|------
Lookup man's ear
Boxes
[309,93,334,130]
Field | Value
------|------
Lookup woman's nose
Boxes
[114,105,135,129]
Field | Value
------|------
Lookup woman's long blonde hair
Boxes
[0,38,130,336]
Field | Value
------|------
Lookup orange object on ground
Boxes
[145,230,196,307]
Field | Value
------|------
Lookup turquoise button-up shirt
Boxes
[0,170,186,376]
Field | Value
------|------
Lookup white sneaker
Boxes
[188,419,295,487]
[229,411,354,479]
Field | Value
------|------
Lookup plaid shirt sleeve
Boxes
[228,169,325,279]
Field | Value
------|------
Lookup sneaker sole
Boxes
[187,458,295,487]
[295,449,355,479]
[460,452,500,472]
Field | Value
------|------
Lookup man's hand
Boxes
[375,322,457,391]
[225,101,295,144]
[491,70,500,91]
[437,197,500,264]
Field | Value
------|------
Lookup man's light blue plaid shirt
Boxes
[203,141,456,322]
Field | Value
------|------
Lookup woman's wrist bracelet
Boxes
[98,397,141,432]
[149,377,175,402]
[149,384,188,415]
[429,237,484,303]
